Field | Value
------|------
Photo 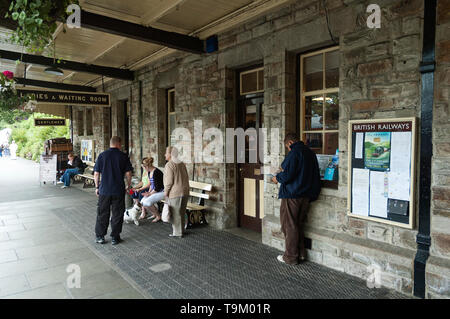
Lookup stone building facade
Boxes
[71,0,450,298]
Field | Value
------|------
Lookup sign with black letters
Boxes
[17,88,110,107]
[34,118,66,126]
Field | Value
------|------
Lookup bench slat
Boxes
[189,181,212,191]
[187,203,205,211]
[189,191,209,200]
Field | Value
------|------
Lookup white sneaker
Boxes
[57,181,63,184]
[61,186,68,189]
[277,255,286,264]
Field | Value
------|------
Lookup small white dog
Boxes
[124,204,141,226]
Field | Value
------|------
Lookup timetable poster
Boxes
[364,132,391,171]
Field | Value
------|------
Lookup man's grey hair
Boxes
[167,146,181,163]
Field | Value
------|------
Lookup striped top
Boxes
[149,176,155,191]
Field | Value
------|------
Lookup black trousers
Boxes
[95,195,125,238]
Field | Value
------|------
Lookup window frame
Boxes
[167,88,175,147]
[300,46,340,189]
[77,110,85,136]
[86,108,94,136]
[240,67,264,95]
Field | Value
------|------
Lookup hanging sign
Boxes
[34,118,66,126]
[17,88,110,107]
[348,118,417,229]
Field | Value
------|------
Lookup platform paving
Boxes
[0,157,412,299]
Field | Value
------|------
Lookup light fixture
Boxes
[44,40,64,76]
[312,97,333,102]
[44,66,64,76]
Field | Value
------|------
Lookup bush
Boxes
[8,112,70,162]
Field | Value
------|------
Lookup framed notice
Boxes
[81,140,95,163]
[39,154,57,185]
[347,118,416,229]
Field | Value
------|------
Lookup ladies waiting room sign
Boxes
[347,118,416,229]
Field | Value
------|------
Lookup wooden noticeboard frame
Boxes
[347,117,417,229]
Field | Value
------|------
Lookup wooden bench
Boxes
[185,180,212,228]
[161,180,212,229]
[73,162,96,188]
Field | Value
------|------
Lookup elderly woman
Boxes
[140,157,165,221]
[163,146,189,237]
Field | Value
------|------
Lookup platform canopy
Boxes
[0,0,294,93]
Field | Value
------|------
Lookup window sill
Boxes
[321,180,338,189]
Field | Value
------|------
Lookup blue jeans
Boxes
[61,168,81,186]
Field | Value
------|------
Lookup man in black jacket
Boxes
[272,133,321,265]
[58,152,86,189]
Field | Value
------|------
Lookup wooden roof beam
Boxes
[0,49,134,81]
[15,77,97,92]
[79,9,204,54]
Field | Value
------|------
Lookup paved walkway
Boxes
[0,157,145,299]
[0,157,411,299]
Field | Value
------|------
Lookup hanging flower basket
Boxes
[1,0,79,54]
[0,71,33,112]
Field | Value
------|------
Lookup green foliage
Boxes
[4,0,79,54]
[0,108,30,129]
[0,72,32,111]
[8,112,70,162]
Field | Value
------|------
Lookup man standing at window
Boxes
[272,133,321,264]
[94,136,133,245]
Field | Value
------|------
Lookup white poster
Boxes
[369,171,388,218]
[355,132,364,159]
[39,155,57,184]
[390,132,411,175]
[352,168,370,216]
[388,171,410,201]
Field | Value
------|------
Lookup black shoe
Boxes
[96,236,105,244]
[111,237,122,245]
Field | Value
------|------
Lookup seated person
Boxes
[58,152,85,189]
[130,157,150,206]
[140,157,164,222]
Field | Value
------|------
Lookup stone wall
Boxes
[71,105,109,161]
[75,0,450,298]
[426,0,450,299]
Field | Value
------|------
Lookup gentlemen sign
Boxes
[17,88,110,107]
[35,118,66,126]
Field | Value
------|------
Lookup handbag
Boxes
[161,203,171,222]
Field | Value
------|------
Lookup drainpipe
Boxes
[413,0,437,299]
[69,105,73,143]
[139,80,143,163]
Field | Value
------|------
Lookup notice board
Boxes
[347,118,416,229]
[39,154,57,185]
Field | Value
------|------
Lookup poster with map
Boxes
[364,132,391,171]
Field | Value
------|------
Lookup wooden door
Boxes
[237,96,265,232]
